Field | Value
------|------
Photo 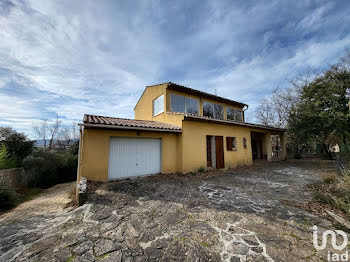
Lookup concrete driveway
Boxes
[0,160,343,262]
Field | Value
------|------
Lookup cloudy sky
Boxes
[1,0,350,137]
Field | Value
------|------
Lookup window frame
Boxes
[203,101,224,120]
[226,137,237,151]
[227,107,243,122]
[153,94,164,116]
[170,94,199,115]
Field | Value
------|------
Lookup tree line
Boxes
[255,49,350,158]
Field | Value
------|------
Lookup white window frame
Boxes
[153,94,164,116]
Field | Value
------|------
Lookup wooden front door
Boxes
[206,136,212,167]
[215,136,224,169]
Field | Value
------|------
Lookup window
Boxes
[226,137,237,151]
[153,94,164,116]
[243,138,247,149]
[235,109,243,122]
[203,102,223,119]
[170,94,199,115]
[203,102,214,118]
[186,97,199,115]
[227,108,243,122]
[171,94,185,113]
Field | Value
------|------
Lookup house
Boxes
[77,82,286,182]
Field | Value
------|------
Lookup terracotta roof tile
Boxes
[83,114,182,132]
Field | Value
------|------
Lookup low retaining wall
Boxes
[0,168,29,188]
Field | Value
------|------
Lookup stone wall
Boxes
[0,168,29,188]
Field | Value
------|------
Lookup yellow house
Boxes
[78,82,286,182]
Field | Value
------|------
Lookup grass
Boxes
[312,172,350,217]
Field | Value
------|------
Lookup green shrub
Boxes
[23,149,78,189]
[0,183,20,211]
[0,144,16,170]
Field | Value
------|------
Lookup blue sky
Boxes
[1,0,350,137]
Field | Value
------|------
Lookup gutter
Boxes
[78,123,182,133]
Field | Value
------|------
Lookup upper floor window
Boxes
[227,108,243,122]
[171,94,199,115]
[153,94,164,116]
[203,102,223,120]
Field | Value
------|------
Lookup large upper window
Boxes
[153,94,164,116]
[227,107,243,122]
[203,102,223,120]
[171,94,199,115]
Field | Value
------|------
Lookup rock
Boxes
[246,254,269,262]
[21,234,59,258]
[222,231,233,242]
[72,241,93,255]
[102,225,124,242]
[227,243,250,255]
[144,247,163,258]
[101,250,122,262]
[72,250,96,262]
[53,248,72,261]
[125,223,140,238]
[230,256,241,262]
[94,238,116,256]
[242,235,259,246]
[251,246,263,253]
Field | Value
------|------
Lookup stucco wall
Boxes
[181,121,261,173]
[134,83,167,121]
[81,128,180,182]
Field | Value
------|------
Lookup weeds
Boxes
[197,166,206,173]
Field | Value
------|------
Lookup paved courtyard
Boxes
[0,160,344,262]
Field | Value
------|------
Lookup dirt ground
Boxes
[0,160,348,262]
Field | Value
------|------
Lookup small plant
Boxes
[0,183,20,211]
[197,166,206,173]
[322,174,336,184]
[190,172,197,176]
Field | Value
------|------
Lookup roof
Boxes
[134,82,248,110]
[183,115,286,133]
[82,114,182,132]
[166,82,248,108]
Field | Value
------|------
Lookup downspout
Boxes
[243,105,249,122]
[76,125,84,201]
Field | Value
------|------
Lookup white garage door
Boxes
[108,137,161,180]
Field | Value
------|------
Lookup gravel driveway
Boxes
[0,160,343,262]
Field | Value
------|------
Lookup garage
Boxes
[108,137,161,180]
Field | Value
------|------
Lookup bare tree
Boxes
[48,115,61,150]
[255,88,296,128]
[33,115,67,150]
[56,123,79,150]
[33,120,48,149]
[255,98,275,126]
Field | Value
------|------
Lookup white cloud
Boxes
[0,0,350,135]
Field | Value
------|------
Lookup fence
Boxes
[0,168,31,188]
